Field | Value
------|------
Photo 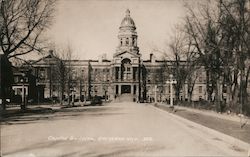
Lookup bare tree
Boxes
[0,0,56,59]
[53,45,75,106]
[0,0,56,110]
[186,70,198,103]
[183,0,250,113]
[219,0,250,114]
[168,28,187,101]
[166,26,199,102]
[184,2,220,106]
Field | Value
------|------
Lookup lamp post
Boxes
[154,85,157,104]
[70,87,75,106]
[84,82,87,104]
[166,74,177,107]
[36,78,40,106]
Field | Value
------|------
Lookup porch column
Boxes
[136,85,139,96]
[131,85,134,95]
[131,67,133,81]
[119,85,122,95]
[118,67,121,81]
[114,67,116,81]
[135,67,138,81]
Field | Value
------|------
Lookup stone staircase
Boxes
[113,94,135,102]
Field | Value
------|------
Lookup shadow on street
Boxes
[1,105,123,125]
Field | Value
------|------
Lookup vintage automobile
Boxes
[90,96,102,105]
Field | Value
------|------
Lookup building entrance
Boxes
[121,85,131,94]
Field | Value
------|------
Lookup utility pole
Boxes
[166,74,177,107]
[88,60,92,100]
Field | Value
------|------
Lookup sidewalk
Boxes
[155,103,250,144]
[0,105,55,119]
[174,104,250,124]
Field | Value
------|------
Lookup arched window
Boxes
[126,38,129,45]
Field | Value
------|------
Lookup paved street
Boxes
[1,102,249,157]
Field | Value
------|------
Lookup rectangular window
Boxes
[134,85,136,94]
[133,67,136,80]
[199,86,202,93]
[39,68,46,80]
[115,67,119,80]
[199,76,202,82]
[52,85,56,92]
[199,96,202,101]
[14,77,18,83]
[116,85,119,94]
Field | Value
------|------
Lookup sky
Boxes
[48,0,186,60]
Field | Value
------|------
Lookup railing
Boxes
[114,78,138,82]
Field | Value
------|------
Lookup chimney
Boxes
[102,53,107,60]
[98,55,102,63]
[150,53,155,63]
[150,53,153,61]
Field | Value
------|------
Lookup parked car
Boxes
[91,96,102,105]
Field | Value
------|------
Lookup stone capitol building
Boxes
[14,9,207,103]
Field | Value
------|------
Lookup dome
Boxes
[120,9,136,28]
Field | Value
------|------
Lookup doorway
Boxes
[121,85,131,94]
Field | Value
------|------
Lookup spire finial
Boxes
[126,9,130,17]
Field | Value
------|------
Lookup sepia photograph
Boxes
[0,0,250,156]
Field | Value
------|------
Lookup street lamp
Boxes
[166,74,177,107]
[154,85,158,104]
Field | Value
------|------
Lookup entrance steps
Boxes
[113,94,135,102]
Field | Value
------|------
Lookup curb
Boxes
[151,104,250,156]
[174,105,249,124]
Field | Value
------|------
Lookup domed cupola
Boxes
[115,9,139,56]
[120,9,136,29]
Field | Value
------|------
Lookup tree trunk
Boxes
[232,83,240,113]
[226,84,233,110]
[215,77,222,112]
[1,89,7,110]
[205,70,212,102]
[188,91,192,103]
